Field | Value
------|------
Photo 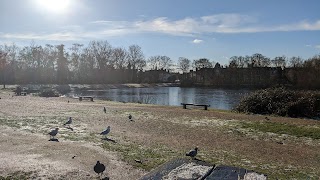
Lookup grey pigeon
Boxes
[103,107,106,113]
[128,114,132,121]
[49,128,59,139]
[186,147,198,159]
[64,117,72,127]
[94,161,106,178]
[100,126,111,136]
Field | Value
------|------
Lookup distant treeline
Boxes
[0,41,319,87]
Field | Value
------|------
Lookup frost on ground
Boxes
[243,172,267,180]
[162,162,213,180]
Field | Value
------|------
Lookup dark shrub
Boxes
[55,85,71,94]
[38,88,60,97]
[234,87,320,118]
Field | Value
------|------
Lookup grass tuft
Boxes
[101,142,178,170]
[241,121,320,139]
[0,171,35,180]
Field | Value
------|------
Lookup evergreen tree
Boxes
[56,45,69,84]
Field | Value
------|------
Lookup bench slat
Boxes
[181,103,210,110]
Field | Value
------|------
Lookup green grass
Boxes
[0,117,21,128]
[241,121,320,139]
[0,171,35,180]
[101,142,179,170]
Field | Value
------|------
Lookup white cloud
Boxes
[1,13,320,41]
[305,44,320,50]
[192,39,203,44]
[0,32,81,41]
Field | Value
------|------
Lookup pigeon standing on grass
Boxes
[49,128,59,140]
[94,161,106,179]
[186,147,198,159]
[100,126,111,137]
[64,117,72,128]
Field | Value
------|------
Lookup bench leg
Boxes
[183,104,187,109]
[90,97,93,101]
[204,106,208,110]
[79,97,82,101]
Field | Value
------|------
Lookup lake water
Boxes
[71,87,252,110]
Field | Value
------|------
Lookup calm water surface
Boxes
[72,87,251,110]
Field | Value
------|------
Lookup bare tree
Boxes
[69,43,84,82]
[289,56,304,67]
[148,55,172,70]
[178,57,190,72]
[148,56,159,70]
[304,54,320,68]
[69,43,83,71]
[0,50,7,88]
[88,40,113,70]
[250,53,270,67]
[193,58,213,69]
[0,44,20,86]
[128,44,146,70]
[229,56,238,68]
[112,47,128,69]
[271,56,287,68]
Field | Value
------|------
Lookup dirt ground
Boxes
[0,89,320,179]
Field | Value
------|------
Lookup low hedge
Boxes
[234,87,320,118]
[38,88,60,97]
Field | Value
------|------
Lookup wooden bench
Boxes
[79,96,94,101]
[181,103,194,109]
[194,104,210,110]
[181,103,210,110]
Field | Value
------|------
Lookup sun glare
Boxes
[36,0,70,13]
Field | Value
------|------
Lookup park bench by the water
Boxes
[79,96,94,101]
[181,103,210,110]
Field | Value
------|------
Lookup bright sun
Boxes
[36,0,70,13]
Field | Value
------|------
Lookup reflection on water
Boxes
[72,87,251,110]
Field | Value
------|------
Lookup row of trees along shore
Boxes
[0,40,320,85]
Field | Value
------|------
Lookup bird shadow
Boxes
[48,138,59,142]
[193,157,203,161]
[65,127,74,131]
[101,137,117,143]
[102,177,109,180]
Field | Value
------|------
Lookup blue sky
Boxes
[0,0,320,65]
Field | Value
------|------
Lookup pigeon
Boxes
[128,114,132,121]
[100,126,111,136]
[49,128,59,139]
[64,117,72,127]
[186,147,198,159]
[103,107,106,113]
[94,161,106,178]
